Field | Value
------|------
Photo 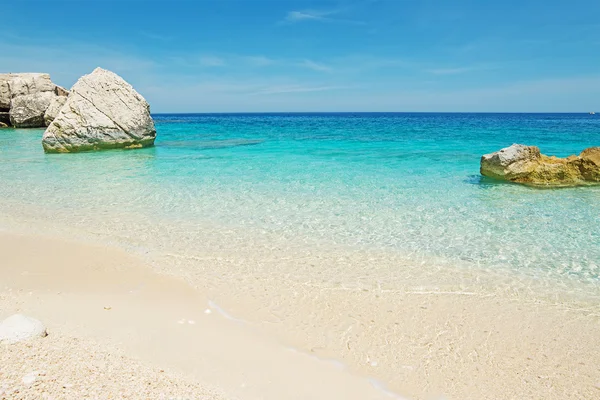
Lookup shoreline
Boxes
[0,231,401,400]
[2,219,600,398]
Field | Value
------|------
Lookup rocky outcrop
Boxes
[0,314,47,344]
[10,91,56,127]
[481,144,600,186]
[42,68,156,153]
[0,78,11,110]
[44,94,68,126]
[0,73,67,128]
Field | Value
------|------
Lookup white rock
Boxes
[10,92,56,128]
[0,314,47,344]
[8,73,55,98]
[0,73,63,128]
[480,144,541,181]
[44,91,69,126]
[0,78,11,109]
[42,67,156,153]
[22,372,38,386]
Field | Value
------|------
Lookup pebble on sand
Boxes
[0,314,47,344]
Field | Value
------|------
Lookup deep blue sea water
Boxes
[1,113,599,287]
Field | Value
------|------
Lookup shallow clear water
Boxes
[1,113,599,286]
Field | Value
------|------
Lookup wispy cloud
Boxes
[243,56,276,67]
[253,85,348,95]
[199,55,226,67]
[286,11,327,22]
[427,67,476,75]
[0,38,158,88]
[283,9,365,25]
[138,30,172,42]
[299,59,332,72]
[426,65,499,75]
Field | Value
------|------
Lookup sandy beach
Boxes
[0,231,402,400]
[2,229,599,399]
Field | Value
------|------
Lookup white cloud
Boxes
[0,39,158,89]
[243,56,277,67]
[427,67,477,75]
[138,30,172,42]
[253,85,347,95]
[283,10,365,25]
[137,74,600,112]
[198,55,226,67]
[426,65,499,75]
[286,11,326,22]
[299,59,332,72]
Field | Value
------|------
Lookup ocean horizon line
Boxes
[151,111,598,116]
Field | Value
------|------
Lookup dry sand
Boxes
[2,231,600,399]
[1,335,228,400]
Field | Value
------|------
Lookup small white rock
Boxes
[204,309,212,314]
[187,320,196,325]
[22,372,38,386]
[0,314,47,344]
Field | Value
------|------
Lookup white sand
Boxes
[2,230,600,399]
[0,232,399,400]
[1,335,228,400]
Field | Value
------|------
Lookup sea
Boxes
[2,113,599,287]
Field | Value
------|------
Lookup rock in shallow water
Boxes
[10,91,56,128]
[0,314,47,344]
[43,94,68,126]
[480,144,600,186]
[42,67,156,153]
[0,73,64,128]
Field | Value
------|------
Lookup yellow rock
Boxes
[480,144,600,186]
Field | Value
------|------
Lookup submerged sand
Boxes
[1,230,600,399]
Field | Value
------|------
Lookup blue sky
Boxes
[2,0,600,112]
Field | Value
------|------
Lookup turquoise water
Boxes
[1,113,599,286]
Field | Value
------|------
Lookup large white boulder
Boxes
[44,94,68,126]
[0,314,47,344]
[42,68,156,153]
